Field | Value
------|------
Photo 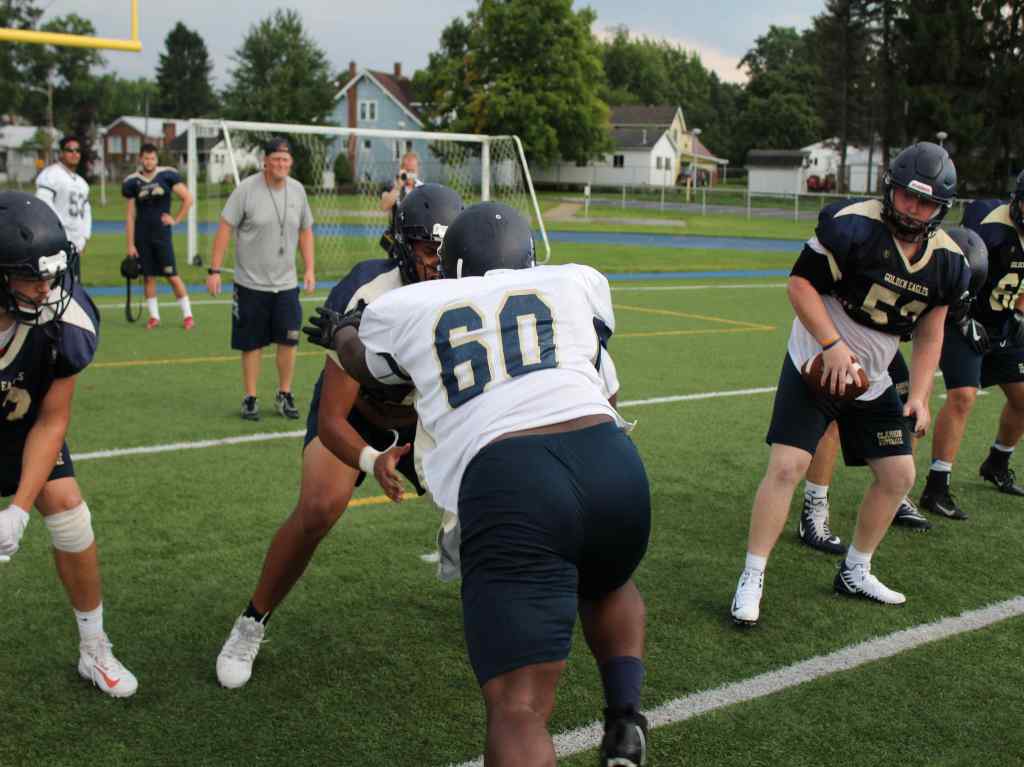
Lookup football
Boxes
[800,353,869,402]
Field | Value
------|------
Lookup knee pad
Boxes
[44,501,94,553]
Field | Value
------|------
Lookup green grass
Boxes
[4,252,1023,767]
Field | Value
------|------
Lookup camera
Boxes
[399,170,417,183]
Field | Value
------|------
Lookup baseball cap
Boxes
[264,137,292,155]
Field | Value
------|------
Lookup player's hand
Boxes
[303,269,316,294]
[0,504,30,563]
[302,301,366,349]
[1008,311,1024,347]
[821,339,858,398]
[903,398,930,438]
[206,272,222,296]
[957,316,990,355]
[160,213,175,227]
[373,443,412,503]
[127,245,139,259]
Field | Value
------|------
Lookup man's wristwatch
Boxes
[207,268,221,275]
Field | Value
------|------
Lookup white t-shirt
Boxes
[359,263,626,515]
[35,163,91,252]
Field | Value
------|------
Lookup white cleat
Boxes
[730,568,764,626]
[834,561,906,605]
[78,633,138,698]
[216,616,266,689]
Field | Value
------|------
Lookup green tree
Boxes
[0,0,43,117]
[155,22,218,117]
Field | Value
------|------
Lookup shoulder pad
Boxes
[815,199,881,257]
[53,286,100,377]
[326,260,398,312]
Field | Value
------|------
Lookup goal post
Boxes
[185,119,550,279]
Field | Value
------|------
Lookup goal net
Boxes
[185,119,550,280]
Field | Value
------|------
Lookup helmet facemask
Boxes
[881,175,951,243]
[394,222,447,284]
[0,246,76,324]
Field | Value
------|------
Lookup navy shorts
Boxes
[939,322,1024,390]
[0,442,75,498]
[303,371,424,495]
[231,284,302,351]
[458,421,651,686]
[135,232,176,277]
[766,355,914,466]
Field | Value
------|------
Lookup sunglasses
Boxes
[62,147,81,154]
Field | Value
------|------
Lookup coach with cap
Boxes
[207,136,316,421]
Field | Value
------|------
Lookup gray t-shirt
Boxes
[221,173,314,291]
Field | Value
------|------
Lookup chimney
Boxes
[349,60,357,80]
[162,121,176,147]
[394,62,402,79]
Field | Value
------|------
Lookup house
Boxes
[745,150,810,195]
[802,138,887,194]
[611,105,728,185]
[101,115,189,160]
[0,125,60,183]
[166,125,261,184]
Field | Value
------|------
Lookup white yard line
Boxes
[449,595,1024,767]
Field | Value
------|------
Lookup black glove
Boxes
[302,300,366,349]
[1008,310,1024,347]
[957,315,990,355]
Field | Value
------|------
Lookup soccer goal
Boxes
[185,119,550,279]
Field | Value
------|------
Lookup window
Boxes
[127,135,141,155]
[359,100,378,122]
[613,155,624,168]
[363,139,372,151]
[405,140,413,153]
[108,135,123,155]
[656,157,663,170]
[394,140,401,161]
[0,151,7,173]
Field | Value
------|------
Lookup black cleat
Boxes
[241,396,260,421]
[797,495,846,554]
[891,497,932,531]
[275,390,300,419]
[979,459,1024,496]
[920,486,967,520]
[599,708,648,767]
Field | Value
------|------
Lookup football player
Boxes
[122,143,195,330]
[730,142,970,626]
[0,192,137,697]
[35,135,91,277]
[920,173,1024,518]
[305,203,650,767]
[214,183,463,690]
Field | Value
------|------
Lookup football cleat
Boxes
[797,495,846,554]
[834,561,906,605]
[920,485,967,520]
[145,317,160,330]
[78,633,138,698]
[275,390,300,419]
[241,396,260,421]
[730,568,764,626]
[979,458,1024,496]
[892,496,932,531]
[599,707,648,767]
[216,615,267,689]
[183,316,195,330]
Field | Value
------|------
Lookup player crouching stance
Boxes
[730,143,971,625]
[306,203,651,766]
[0,192,137,697]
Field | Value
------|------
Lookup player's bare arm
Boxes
[316,360,366,470]
[787,275,857,396]
[12,376,76,512]
[906,305,947,435]
[165,182,193,227]
[125,198,138,258]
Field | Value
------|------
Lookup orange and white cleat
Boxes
[78,633,138,698]
[183,316,195,331]
[146,317,160,330]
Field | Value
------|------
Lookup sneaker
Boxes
[78,633,138,698]
[834,561,906,605]
[183,316,195,330]
[892,496,932,531]
[730,568,764,626]
[797,495,846,554]
[216,616,267,689]
[241,396,260,421]
[979,458,1024,496]
[275,390,300,419]
[146,317,160,330]
[599,707,648,767]
[920,485,968,520]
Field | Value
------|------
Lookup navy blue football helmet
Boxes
[881,142,957,242]
[1010,169,1024,231]
[0,191,76,323]
[392,183,464,284]
[439,202,535,278]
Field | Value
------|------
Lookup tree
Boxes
[0,1,43,118]
[155,22,218,117]
[415,0,610,166]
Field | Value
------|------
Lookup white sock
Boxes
[993,442,1015,454]
[147,297,160,320]
[745,552,767,573]
[804,481,828,500]
[75,604,104,641]
[930,459,953,473]
[177,296,192,318]
[845,545,871,570]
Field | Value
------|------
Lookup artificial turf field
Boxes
[2,240,1023,766]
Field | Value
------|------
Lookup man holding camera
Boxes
[380,151,422,215]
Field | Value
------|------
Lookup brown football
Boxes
[801,353,869,402]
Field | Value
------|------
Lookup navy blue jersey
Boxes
[0,282,99,447]
[961,199,1024,329]
[122,167,182,238]
[792,199,970,337]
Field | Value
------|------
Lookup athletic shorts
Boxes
[889,349,909,403]
[0,442,75,498]
[135,231,176,277]
[231,284,302,351]
[766,354,914,466]
[458,421,651,686]
[939,322,1024,390]
[303,371,424,495]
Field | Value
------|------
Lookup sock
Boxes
[177,296,192,319]
[804,481,828,500]
[930,459,953,473]
[74,604,104,641]
[599,656,645,712]
[845,545,871,570]
[989,443,1014,469]
[243,601,270,625]
[147,297,160,320]
[745,552,767,573]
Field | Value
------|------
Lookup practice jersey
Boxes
[359,263,626,515]
[122,167,182,238]
[35,164,91,251]
[789,199,969,398]
[0,282,99,448]
[962,199,1024,330]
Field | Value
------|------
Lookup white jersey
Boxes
[359,263,626,515]
[35,163,91,252]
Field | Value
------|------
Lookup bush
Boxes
[333,152,354,187]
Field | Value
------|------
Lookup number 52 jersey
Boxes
[358,263,626,515]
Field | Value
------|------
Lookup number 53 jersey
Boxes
[359,263,626,515]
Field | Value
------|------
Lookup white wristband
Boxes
[359,446,382,475]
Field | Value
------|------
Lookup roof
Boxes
[0,125,59,148]
[612,126,674,151]
[336,69,422,126]
[103,116,189,138]
[167,129,221,153]
[688,134,728,164]
[610,105,678,128]
[745,149,809,168]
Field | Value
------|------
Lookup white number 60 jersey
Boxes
[359,263,626,515]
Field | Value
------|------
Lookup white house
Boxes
[532,126,678,188]
[746,150,810,196]
[801,138,887,194]
[206,139,262,184]
[0,125,60,183]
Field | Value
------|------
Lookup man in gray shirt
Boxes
[207,137,316,421]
